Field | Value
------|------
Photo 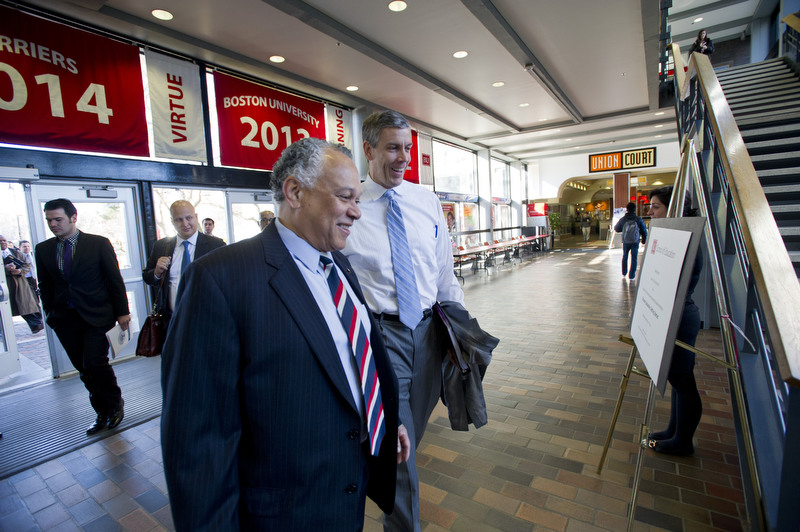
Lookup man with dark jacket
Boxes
[142,200,225,315]
[36,199,130,435]
[614,202,648,281]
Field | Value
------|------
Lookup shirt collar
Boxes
[275,219,330,274]
[177,230,199,247]
[362,175,407,202]
[60,230,80,246]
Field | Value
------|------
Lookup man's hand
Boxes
[397,424,411,464]
[117,314,132,331]
[154,256,171,278]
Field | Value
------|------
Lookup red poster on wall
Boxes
[213,72,326,171]
[403,129,420,184]
[0,6,148,156]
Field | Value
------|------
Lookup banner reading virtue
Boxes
[145,50,206,162]
[0,5,148,156]
[213,72,326,170]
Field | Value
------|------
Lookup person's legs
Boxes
[377,319,422,532]
[621,243,631,276]
[629,243,639,279]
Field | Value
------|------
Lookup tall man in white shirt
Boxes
[142,200,226,315]
[343,110,466,531]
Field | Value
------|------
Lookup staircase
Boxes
[716,58,800,276]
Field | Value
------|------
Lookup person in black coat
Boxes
[689,29,714,58]
[161,138,410,531]
[36,199,130,435]
[646,187,704,456]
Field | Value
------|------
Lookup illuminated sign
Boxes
[589,147,656,173]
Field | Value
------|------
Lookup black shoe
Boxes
[107,407,124,430]
[31,325,44,333]
[87,415,109,435]
[651,439,695,456]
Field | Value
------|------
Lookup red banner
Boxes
[214,72,326,170]
[0,6,148,156]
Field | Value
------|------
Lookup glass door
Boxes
[0,277,21,379]
[226,190,275,243]
[29,183,148,377]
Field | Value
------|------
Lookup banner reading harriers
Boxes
[213,72,326,170]
[0,5,148,156]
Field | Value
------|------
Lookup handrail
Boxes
[680,52,800,387]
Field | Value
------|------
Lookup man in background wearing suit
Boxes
[35,199,130,435]
[142,200,225,314]
[161,138,410,531]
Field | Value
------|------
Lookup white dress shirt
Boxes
[169,231,199,310]
[343,176,464,316]
[276,220,365,416]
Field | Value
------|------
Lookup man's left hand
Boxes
[117,314,132,331]
[397,424,411,464]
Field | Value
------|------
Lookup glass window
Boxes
[432,140,477,195]
[491,158,510,199]
[152,187,228,241]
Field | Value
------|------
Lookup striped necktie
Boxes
[385,189,423,329]
[180,240,191,275]
[320,255,385,456]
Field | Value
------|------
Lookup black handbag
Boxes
[136,275,168,357]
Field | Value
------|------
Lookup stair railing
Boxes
[668,43,800,530]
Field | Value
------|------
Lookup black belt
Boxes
[373,308,433,323]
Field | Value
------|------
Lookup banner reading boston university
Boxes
[213,72,326,171]
[0,5,148,156]
[145,50,206,162]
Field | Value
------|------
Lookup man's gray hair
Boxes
[362,110,410,148]
[271,138,353,202]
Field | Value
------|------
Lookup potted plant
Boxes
[548,212,561,249]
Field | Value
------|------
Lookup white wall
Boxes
[529,140,681,200]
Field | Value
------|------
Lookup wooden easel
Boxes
[597,334,736,531]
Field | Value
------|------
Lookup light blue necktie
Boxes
[385,189,423,329]
[180,240,191,275]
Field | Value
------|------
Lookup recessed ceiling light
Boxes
[453,50,468,59]
[519,103,530,107]
[269,55,285,63]
[565,138,572,142]
[538,118,548,122]
[388,1,407,12]
[693,17,704,23]
[654,124,664,128]
[492,81,505,87]
[655,134,663,138]
[346,85,359,92]
[151,9,173,21]
[655,111,665,116]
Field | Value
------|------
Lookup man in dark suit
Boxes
[142,200,225,314]
[35,199,130,435]
[161,138,410,531]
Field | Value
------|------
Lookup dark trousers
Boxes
[621,242,639,279]
[51,309,123,416]
[20,312,43,332]
[662,301,703,445]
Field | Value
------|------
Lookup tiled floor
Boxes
[0,236,746,531]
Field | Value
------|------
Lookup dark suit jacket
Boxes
[142,232,225,310]
[35,232,129,329]
[160,223,400,531]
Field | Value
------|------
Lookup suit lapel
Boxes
[261,227,360,414]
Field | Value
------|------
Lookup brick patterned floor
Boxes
[0,238,746,531]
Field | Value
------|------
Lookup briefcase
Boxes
[136,276,168,357]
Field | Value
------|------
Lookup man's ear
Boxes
[282,176,303,208]
[363,140,374,161]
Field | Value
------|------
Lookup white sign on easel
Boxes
[631,217,706,394]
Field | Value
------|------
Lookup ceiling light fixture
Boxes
[654,124,663,128]
[693,17,704,23]
[492,81,505,87]
[519,103,530,107]
[346,85,359,92]
[151,9,173,21]
[453,50,468,59]
[388,1,407,12]
[654,111,665,116]
[269,55,285,63]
